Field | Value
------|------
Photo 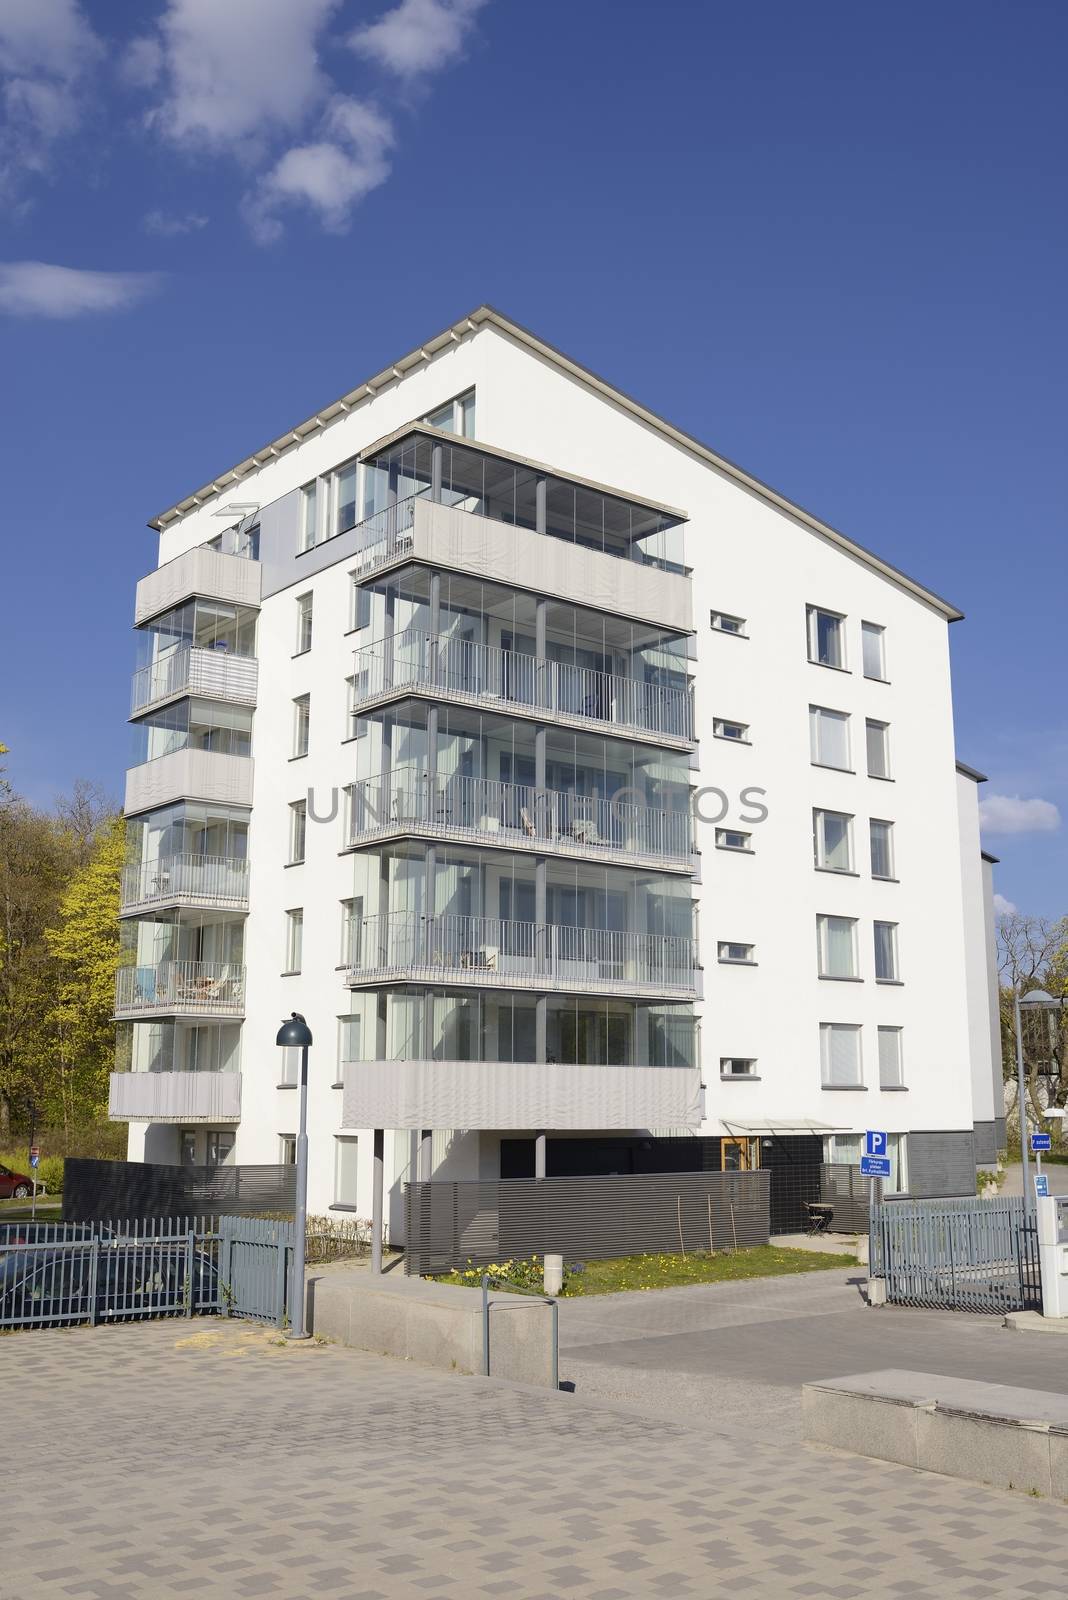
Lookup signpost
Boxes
[861,1132,890,1211]
[1030,1131,1051,1191]
[1035,1174,1050,1199]
[29,1145,39,1221]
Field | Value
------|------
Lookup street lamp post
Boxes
[276,1012,313,1339]
[1014,988,1062,1214]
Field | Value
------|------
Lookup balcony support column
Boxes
[431,443,443,503]
[370,1128,384,1274]
[418,1128,433,1183]
[535,856,547,985]
[534,1132,547,1181]
[383,587,396,691]
[535,476,547,536]
[423,846,438,1018]
[536,995,547,1065]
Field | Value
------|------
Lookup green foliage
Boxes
[436,1246,858,1296]
[437,1255,576,1293]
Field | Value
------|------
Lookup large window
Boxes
[861,621,886,681]
[335,461,358,537]
[813,809,853,872]
[810,705,851,770]
[284,908,303,973]
[807,606,845,669]
[878,1027,904,1088]
[817,915,858,979]
[820,1022,863,1087]
[866,719,891,779]
[874,920,899,981]
[289,800,307,864]
[333,1137,359,1209]
[870,819,895,879]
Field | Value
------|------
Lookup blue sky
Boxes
[1,0,1064,917]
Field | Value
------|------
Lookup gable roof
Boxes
[148,303,963,621]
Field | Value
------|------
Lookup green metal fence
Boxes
[869,1196,1040,1313]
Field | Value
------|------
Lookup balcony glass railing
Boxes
[131,644,258,716]
[120,854,250,911]
[347,912,698,996]
[115,960,246,1016]
[351,629,694,742]
[348,771,694,865]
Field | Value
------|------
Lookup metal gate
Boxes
[219,1215,294,1325]
[870,1196,1040,1312]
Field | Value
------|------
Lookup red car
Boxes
[0,1163,34,1200]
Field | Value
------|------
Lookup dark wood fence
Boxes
[62,1159,296,1223]
[404,1170,770,1275]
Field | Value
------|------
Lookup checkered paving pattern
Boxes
[4,1317,1065,1599]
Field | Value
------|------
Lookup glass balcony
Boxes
[347,771,694,871]
[120,853,250,915]
[351,629,694,745]
[115,960,246,1019]
[346,913,699,999]
[130,644,258,717]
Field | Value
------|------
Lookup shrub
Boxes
[436,1254,577,1295]
[0,1150,62,1193]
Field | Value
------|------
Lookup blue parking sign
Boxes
[861,1155,892,1178]
[865,1130,888,1158]
[1030,1132,1052,1153]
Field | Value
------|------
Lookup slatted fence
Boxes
[870,1196,1040,1312]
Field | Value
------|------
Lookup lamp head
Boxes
[1020,988,1060,1011]
[276,1012,313,1049]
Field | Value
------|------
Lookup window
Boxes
[292,695,310,759]
[810,705,851,770]
[713,718,749,742]
[289,800,307,864]
[718,942,755,964]
[817,915,858,979]
[870,819,895,879]
[813,809,853,872]
[715,828,752,852]
[337,1015,362,1086]
[878,1027,904,1088]
[180,1130,197,1165]
[826,1131,907,1191]
[820,1022,862,1087]
[341,897,363,966]
[423,388,476,437]
[807,606,845,669]
[295,592,313,654]
[300,484,318,552]
[284,908,303,973]
[335,461,358,537]
[720,1057,757,1078]
[711,611,747,637]
[207,1130,235,1166]
[862,621,886,681]
[874,921,899,981]
[279,1135,296,1165]
[866,719,891,779]
[278,1047,299,1087]
[333,1137,359,1209]
[349,578,372,632]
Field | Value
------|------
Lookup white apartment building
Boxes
[111,305,1003,1233]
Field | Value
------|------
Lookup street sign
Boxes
[1031,1132,1052,1153]
[1035,1174,1050,1198]
[864,1131,888,1158]
[28,1147,39,1168]
[860,1155,892,1178]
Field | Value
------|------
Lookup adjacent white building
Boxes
[111,305,1002,1231]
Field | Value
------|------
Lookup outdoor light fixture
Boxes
[276,1012,313,1336]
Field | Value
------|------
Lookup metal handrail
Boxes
[115,959,246,1014]
[130,643,258,715]
[351,627,694,741]
[481,1270,559,1388]
[121,853,250,909]
[347,770,694,862]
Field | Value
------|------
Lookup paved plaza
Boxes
[5,1279,1068,1600]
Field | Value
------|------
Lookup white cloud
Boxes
[145,0,340,155]
[118,36,163,90]
[0,0,101,192]
[994,893,1019,917]
[978,794,1062,836]
[245,98,393,243]
[143,208,209,237]
[0,261,162,318]
[350,0,489,78]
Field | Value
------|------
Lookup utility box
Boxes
[1036,1194,1068,1317]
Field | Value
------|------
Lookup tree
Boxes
[996,912,1068,1144]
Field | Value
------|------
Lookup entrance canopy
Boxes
[720,1119,847,1137]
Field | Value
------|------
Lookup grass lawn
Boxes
[437,1245,859,1296]
[0,1195,61,1221]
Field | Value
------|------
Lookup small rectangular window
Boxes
[813,809,853,872]
[338,1015,362,1083]
[714,718,749,742]
[878,1026,904,1088]
[279,1134,296,1165]
[292,695,310,759]
[874,920,899,981]
[870,819,895,879]
[424,388,476,437]
[284,908,303,973]
[341,897,364,966]
[866,719,891,779]
[807,606,845,669]
[300,484,318,552]
[718,942,755,964]
[349,578,372,632]
[335,462,358,537]
[720,1057,757,1078]
[810,705,851,770]
[820,1022,862,1087]
[295,592,313,654]
[289,800,307,864]
[817,915,858,979]
[715,828,752,852]
[333,1137,359,1208]
[710,611,747,637]
[862,621,886,681]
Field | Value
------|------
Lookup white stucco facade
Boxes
[115,306,1000,1225]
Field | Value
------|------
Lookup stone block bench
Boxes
[803,1368,1068,1498]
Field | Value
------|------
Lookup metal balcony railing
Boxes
[346,489,425,576]
[115,960,246,1016]
[351,629,694,743]
[346,912,698,996]
[120,854,250,912]
[130,645,258,716]
[347,771,694,866]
